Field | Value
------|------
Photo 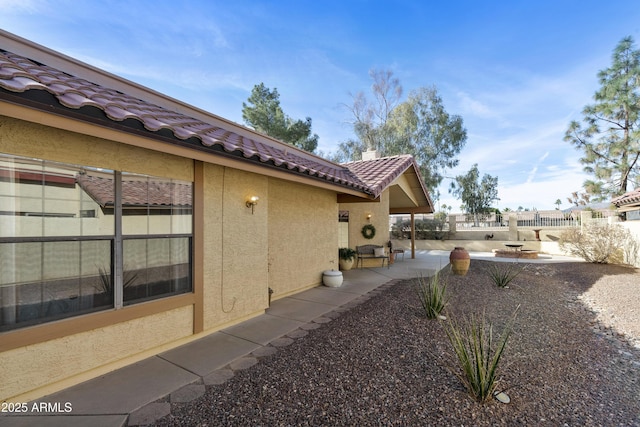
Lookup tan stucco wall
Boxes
[268,178,337,298]
[201,164,270,330]
[339,190,390,249]
[398,239,568,255]
[620,220,640,267]
[1,305,193,402]
[0,117,193,181]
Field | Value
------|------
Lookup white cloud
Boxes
[526,151,550,183]
[456,91,497,119]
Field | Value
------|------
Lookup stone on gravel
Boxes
[300,322,321,330]
[251,346,277,357]
[202,369,234,385]
[270,337,295,347]
[170,384,205,403]
[229,356,258,371]
[128,402,170,426]
[287,329,309,339]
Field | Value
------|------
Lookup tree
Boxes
[242,83,319,152]
[567,191,591,207]
[449,164,499,225]
[554,199,562,210]
[564,36,640,200]
[338,69,467,197]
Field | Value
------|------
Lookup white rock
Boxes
[494,391,511,404]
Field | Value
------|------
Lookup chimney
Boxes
[362,149,380,161]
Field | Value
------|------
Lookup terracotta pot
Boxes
[449,247,470,276]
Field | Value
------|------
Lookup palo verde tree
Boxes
[242,83,319,152]
[337,69,467,197]
[564,36,640,200]
[449,164,499,225]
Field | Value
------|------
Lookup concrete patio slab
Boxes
[222,313,304,346]
[265,297,334,323]
[128,403,170,426]
[159,332,260,377]
[36,356,198,415]
[288,286,361,306]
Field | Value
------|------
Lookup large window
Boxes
[0,154,193,332]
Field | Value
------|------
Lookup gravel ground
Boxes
[154,260,640,426]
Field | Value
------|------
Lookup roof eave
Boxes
[0,95,374,199]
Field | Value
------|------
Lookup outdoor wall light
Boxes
[246,196,259,214]
[366,213,372,222]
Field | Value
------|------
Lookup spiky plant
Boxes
[95,266,138,302]
[441,308,517,402]
[486,262,527,288]
[415,272,448,319]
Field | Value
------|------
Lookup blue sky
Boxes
[2,0,640,211]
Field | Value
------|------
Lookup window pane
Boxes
[0,154,114,238]
[121,173,192,235]
[123,237,191,305]
[0,240,112,332]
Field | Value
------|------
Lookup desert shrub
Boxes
[622,231,640,267]
[442,309,517,402]
[391,218,447,240]
[559,222,632,263]
[486,262,527,288]
[415,273,447,319]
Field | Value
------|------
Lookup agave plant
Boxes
[486,262,527,288]
[415,272,448,319]
[95,266,138,302]
[441,308,518,402]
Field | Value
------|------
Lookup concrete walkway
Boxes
[1,250,580,426]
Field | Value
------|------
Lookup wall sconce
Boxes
[246,196,259,214]
[366,213,372,222]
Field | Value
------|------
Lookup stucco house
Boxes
[612,188,640,221]
[0,30,433,402]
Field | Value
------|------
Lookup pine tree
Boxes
[565,36,640,199]
[242,83,318,152]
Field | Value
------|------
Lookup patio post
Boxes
[411,212,416,259]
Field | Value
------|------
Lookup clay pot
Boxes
[449,247,470,276]
[339,258,354,271]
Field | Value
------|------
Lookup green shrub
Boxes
[559,222,632,263]
[486,262,526,288]
[415,273,448,319]
[441,309,517,402]
[338,247,356,261]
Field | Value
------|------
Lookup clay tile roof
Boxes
[612,188,640,208]
[76,173,192,208]
[345,154,420,198]
[0,49,371,196]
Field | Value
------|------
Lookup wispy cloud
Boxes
[456,91,497,119]
[526,151,550,183]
